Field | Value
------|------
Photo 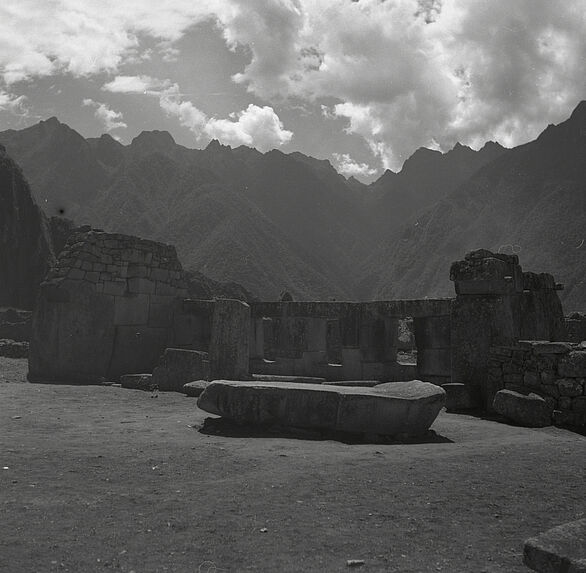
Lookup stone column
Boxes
[209,299,251,380]
[449,250,521,410]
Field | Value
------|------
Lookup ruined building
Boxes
[28,229,584,427]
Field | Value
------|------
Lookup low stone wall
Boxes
[29,230,188,382]
[488,341,586,428]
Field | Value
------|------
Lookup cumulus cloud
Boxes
[83,98,127,131]
[332,153,377,179]
[102,75,172,94]
[0,90,27,115]
[210,0,586,169]
[1,0,584,169]
[205,104,293,150]
[104,75,292,150]
[0,1,222,83]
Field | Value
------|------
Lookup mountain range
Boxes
[0,101,584,310]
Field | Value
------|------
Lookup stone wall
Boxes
[450,249,566,409]
[489,341,586,428]
[249,299,452,383]
[29,230,188,382]
[565,312,586,343]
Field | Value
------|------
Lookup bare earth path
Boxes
[1,357,584,573]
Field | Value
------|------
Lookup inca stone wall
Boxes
[249,299,452,383]
[489,341,586,428]
[450,249,566,409]
[565,312,586,343]
[29,230,188,382]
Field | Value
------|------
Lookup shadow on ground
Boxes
[198,416,454,445]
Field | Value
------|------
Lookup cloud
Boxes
[0,1,221,83]
[159,89,208,132]
[107,76,293,150]
[0,90,27,115]
[332,153,377,179]
[83,98,127,131]
[205,104,293,150]
[102,75,172,94]
[209,0,586,170]
[1,1,584,169]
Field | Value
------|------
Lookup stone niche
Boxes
[28,230,188,383]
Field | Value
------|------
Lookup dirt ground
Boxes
[1,357,585,573]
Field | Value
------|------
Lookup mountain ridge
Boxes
[0,101,584,307]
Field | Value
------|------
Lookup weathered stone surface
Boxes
[524,341,573,355]
[120,373,155,391]
[441,383,481,411]
[252,374,327,384]
[323,380,381,387]
[524,519,586,573]
[151,348,210,392]
[28,229,189,383]
[492,389,553,427]
[29,282,117,383]
[209,299,250,380]
[558,352,586,377]
[556,378,584,397]
[197,380,445,436]
[182,380,210,397]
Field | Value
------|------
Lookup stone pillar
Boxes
[209,299,251,380]
[414,315,452,385]
[449,250,522,410]
[449,249,567,410]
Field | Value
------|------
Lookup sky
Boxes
[0,0,585,181]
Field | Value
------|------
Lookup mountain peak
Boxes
[569,99,586,122]
[131,130,175,146]
[205,139,232,152]
[481,140,505,151]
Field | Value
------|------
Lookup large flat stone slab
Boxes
[524,519,586,572]
[197,380,445,436]
[252,374,326,384]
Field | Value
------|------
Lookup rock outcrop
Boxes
[0,145,53,309]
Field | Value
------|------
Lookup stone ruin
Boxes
[27,229,583,432]
[28,230,188,382]
[28,229,249,385]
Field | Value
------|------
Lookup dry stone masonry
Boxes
[29,230,188,382]
[26,233,584,437]
[450,249,566,410]
[490,341,586,428]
